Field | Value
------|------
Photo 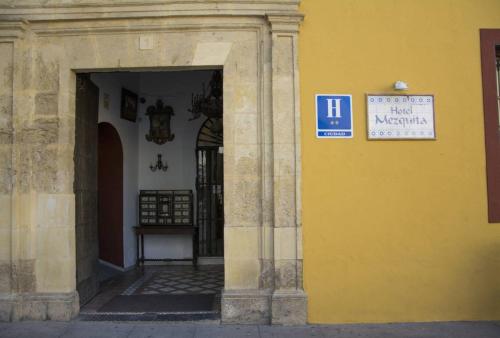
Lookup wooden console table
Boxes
[133,226,198,267]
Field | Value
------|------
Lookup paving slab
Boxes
[317,322,500,338]
[0,321,69,338]
[0,320,499,338]
[58,321,135,338]
[127,323,197,338]
[194,324,260,338]
[259,325,325,338]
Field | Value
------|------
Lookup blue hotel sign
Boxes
[316,94,353,138]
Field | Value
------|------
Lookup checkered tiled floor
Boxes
[122,266,224,296]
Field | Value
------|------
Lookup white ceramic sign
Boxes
[367,95,435,140]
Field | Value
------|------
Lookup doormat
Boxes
[98,294,216,313]
[123,266,224,296]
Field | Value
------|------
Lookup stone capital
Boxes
[267,14,304,34]
[0,21,27,41]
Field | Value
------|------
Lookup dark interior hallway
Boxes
[80,264,223,321]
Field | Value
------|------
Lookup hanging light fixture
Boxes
[188,70,223,121]
[150,153,168,172]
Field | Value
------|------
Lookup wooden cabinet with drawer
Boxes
[139,190,193,226]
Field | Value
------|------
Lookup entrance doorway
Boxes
[0,7,305,323]
[74,69,225,319]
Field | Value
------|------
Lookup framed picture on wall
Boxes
[120,88,138,122]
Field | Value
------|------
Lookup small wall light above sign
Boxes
[394,81,409,91]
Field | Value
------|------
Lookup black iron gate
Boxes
[196,146,224,257]
[195,117,224,257]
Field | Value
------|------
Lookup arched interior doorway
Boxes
[196,118,224,257]
[98,122,124,267]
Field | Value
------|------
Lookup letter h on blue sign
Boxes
[316,95,353,138]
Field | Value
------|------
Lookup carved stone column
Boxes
[0,21,78,321]
[267,14,307,325]
[0,21,22,321]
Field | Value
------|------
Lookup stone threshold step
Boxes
[78,311,220,322]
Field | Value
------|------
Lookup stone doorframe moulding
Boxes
[0,0,305,324]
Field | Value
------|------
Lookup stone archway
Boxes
[0,1,305,324]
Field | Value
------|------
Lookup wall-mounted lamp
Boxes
[394,81,409,91]
[150,154,168,172]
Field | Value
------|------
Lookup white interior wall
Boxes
[92,72,140,269]
[138,71,208,260]
[93,70,212,268]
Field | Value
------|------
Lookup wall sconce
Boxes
[394,81,409,91]
[150,154,168,172]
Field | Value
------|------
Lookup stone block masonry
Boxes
[0,0,305,324]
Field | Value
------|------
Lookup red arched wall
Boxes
[98,122,124,267]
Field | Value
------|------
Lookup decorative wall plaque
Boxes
[145,99,175,144]
[367,94,436,140]
[120,88,138,122]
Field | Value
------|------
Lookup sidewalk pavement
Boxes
[0,320,499,338]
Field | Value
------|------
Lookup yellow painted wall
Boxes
[300,0,500,324]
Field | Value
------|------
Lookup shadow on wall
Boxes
[468,242,500,318]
